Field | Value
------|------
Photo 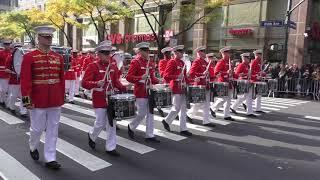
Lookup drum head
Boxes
[13,48,24,76]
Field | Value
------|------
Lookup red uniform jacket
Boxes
[189,57,215,87]
[0,49,11,78]
[82,55,94,72]
[126,55,159,98]
[158,57,170,78]
[82,59,126,108]
[214,57,231,82]
[163,57,189,94]
[250,57,265,82]
[234,62,249,80]
[64,65,76,81]
[71,56,81,77]
[5,55,19,84]
[20,49,65,108]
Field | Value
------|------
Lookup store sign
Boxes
[311,22,320,41]
[229,28,253,36]
[106,33,156,44]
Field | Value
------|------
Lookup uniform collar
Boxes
[37,48,51,54]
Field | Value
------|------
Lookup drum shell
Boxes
[236,80,251,94]
[211,82,229,98]
[108,94,136,120]
[188,85,206,103]
[150,86,172,108]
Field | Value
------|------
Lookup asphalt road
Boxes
[0,97,320,180]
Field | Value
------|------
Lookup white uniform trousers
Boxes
[164,94,187,131]
[188,91,211,124]
[231,88,253,115]
[7,84,27,114]
[29,107,61,162]
[0,78,8,103]
[211,90,232,118]
[74,77,80,96]
[255,95,262,111]
[129,98,154,138]
[89,108,116,151]
[65,80,75,101]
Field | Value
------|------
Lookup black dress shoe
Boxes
[230,108,238,114]
[224,117,235,121]
[145,137,160,143]
[128,125,134,139]
[45,161,61,170]
[242,103,247,110]
[88,133,95,149]
[246,114,257,118]
[175,116,179,120]
[116,125,120,131]
[180,130,193,137]
[10,109,15,114]
[21,114,28,119]
[255,111,266,114]
[210,109,216,117]
[69,101,75,104]
[0,102,5,108]
[162,120,171,132]
[30,149,39,161]
[106,150,120,157]
[203,123,216,127]
[186,115,194,124]
[157,108,165,117]
[75,95,81,98]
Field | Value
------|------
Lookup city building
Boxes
[0,0,18,12]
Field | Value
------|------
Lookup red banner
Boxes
[106,33,156,44]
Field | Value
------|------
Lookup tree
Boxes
[45,0,84,47]
[72,0,132,43]
[132,0,230,55]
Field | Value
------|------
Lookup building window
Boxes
[134,13,159,34]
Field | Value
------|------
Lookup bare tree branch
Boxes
[145,11,160,26]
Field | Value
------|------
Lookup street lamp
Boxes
[283,0,307,65]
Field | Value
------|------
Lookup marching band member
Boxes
[187,46,216,127]
[21,26,65,169]
[251,49,266,113]
[71,50,81,97]
[83,41,127,157]
[65,54,77,104]
[230,53,256,117]
[4,43,28,117]
[0,40,12,107]
[157,47,172,117]
[210,46,234,121]
[82,50,95,99]
[161,45,193,136]
[126,42,161,143]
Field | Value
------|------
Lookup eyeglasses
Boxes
[99,50,110,55]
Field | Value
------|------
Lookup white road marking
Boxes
[0,110,24,124]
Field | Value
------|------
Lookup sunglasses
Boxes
[176,49,184,53]
[140,48,150,52]
[99,50,110,55]
[39,34,53,39]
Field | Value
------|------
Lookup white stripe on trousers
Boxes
[164,94,187,131]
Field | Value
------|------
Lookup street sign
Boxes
[260,20,284,27]
[289,20,297,30]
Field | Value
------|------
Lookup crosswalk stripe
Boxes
[259,101,296,106]
[230,100,288,108]
[263,100,305,105]
[26,132,111,171]
[73,97,92,105]
[67,101,213,132]
[260,126,320,141]
[60,116,155,154]
[198,109,261,117]
[0,109,24,124]
[262,98,309,104]
[187,114,231,125]
[305,116,320,121]
[0,148,40,180]
[117,120,187,141]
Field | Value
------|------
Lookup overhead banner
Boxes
[106,33,156,45]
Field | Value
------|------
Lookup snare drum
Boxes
[237,80,250,94]
[150,84,172,108]
[212,82,229,97]
[267,79,278,91]
[108,93,136,120]
[254,81,268,95]
[188,85,206,103]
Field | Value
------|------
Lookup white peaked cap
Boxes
[161,47,172,54]
[253,49,263,54]
[136,42,150,49]
[172,45,184,51]
[195,46,206,52]
[219,46,231,53]
[206,53,214,57]
[2,39,12,44]
[34,26,56,35]
[241,53,251,57]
